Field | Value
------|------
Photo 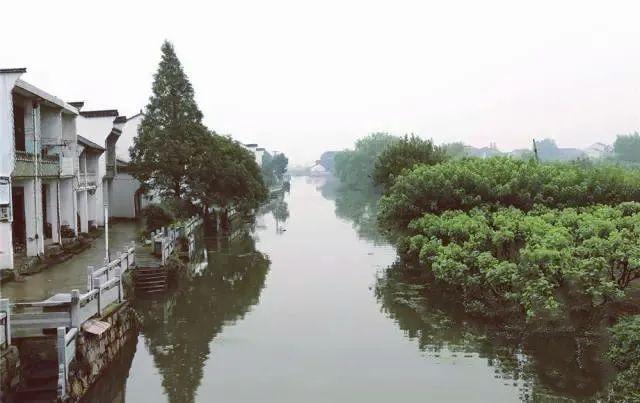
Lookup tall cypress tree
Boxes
[130,40,208,199]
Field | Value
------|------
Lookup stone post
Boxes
[70,289,80,327]
[92,277,103,315]
[0,298,10,346]
[87,266,94,291]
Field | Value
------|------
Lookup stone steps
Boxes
[10,359,58,402]
[133,266,168,294]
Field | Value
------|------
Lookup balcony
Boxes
[78,172,98,189]
[12,151,60,178]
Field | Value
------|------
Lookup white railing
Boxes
[78,172,98,188]
[57,326,78,400]
[9,246,135,338]
[0,299,9,349]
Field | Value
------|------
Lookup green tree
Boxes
[333,133,399,189]
[378,157,640,230]
[373,134,447,188]
[261,152,289,186]
[613,132,640,163]
[129,40,208,199]
[187,134,268,228]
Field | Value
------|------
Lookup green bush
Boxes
[378,157,640,231]
[605,315,640,401]
[400,203,640,319]
[373,135,447,188]
[141,205,175,232]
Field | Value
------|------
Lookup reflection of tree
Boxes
[318,177,387,244]
[134,233,270,403]
[376,263,610,401]
[262,193,289,233]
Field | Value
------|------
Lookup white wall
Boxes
[116,114,143,162]
[111,172,139,218]
[0,71,22,270]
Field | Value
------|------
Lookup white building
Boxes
[75,109,126,226]
[76,135,104,232]
[110,113,158,218]
[0,68,82,271]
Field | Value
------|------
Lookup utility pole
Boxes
[532,139,539,162]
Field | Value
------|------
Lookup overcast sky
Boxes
[2,0,640,164]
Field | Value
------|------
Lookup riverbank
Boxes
[1,221,140,302]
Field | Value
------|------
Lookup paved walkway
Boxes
[0,221,140,302]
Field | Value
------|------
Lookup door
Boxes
[13,104,25,151]
[11,187,26,250]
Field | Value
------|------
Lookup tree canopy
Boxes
[129,40,208,199]
[613,132,640,163]
[261,152,288,187]
[373,135,447,188]
[186,134,267,216]
[333,133,399,189]
[378,157,640,230]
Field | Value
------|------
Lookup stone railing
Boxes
[57,326,78,400]
[8,246,135,339]
[0,299,9,349]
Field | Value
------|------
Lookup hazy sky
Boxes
[2,0,640,164]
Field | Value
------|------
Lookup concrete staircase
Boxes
[10,359,58,402]
[133,267,168,294]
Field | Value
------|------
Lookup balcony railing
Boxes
[78,172,98,188]
[12,151,60,178]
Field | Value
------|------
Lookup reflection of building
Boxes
[0,68,80,271]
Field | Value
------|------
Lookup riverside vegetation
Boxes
[128,41,287,233]
[333,134,640,399]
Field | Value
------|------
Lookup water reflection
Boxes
[133,232,270,403]
[317,177,611,401]
[375,265,611,401]
[317,176,387,244]
[262,194,289,234]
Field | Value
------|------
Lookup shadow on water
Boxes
[317,176,387,245]
[83,230,270,403]
[319,176,611,402]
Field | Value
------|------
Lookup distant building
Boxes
[309,161,330,176]
[584,142,613,159]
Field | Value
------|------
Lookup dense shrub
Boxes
[141,205,175,232]
[373,135,447,188]
[379,157,640,230]
[605,315,640,401]
[400,203,640,319]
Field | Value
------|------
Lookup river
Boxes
[83,176,606,402]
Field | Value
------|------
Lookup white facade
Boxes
[75,110,124,226]
[0,69,81,270]
[110,113,157,218]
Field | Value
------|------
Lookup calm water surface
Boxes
[84,177,604,402]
